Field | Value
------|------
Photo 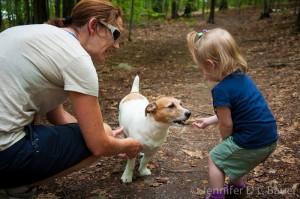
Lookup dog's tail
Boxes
[130,75,140,93]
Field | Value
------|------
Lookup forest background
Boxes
[0,0,300,33]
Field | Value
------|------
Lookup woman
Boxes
[0,0,142,197]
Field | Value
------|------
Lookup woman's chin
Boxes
[92,57,105,65]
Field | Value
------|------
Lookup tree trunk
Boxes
[219,0,228,10]
[15,0,23,25]
[33,0,49,24]
[207,0,216,24]
[296,9,300,32]
[0,0,2,29]
[24,0,31,24]
[183,0,194,18]
[63,0,75,17]
[55,0,61,17]
[259,0,270,19]
[153,0,164,13]
[171,0,179,19]
[128,0,134,42]
[202,0,206,17]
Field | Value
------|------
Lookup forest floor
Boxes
[35,6,299,199]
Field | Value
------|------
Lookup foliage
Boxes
[0,0,299,31]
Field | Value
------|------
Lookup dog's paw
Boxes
[139,168,152,176]
[121,174,133,183]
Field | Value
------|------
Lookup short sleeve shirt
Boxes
[212,70,278,149]
[0,24,98,150]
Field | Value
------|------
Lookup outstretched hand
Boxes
[192,118,210,129]
[191,115,219,129]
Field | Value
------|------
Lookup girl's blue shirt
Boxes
[212,70,278,149]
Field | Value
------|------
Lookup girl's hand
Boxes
[192,118,210,129]
[192,115,219,129]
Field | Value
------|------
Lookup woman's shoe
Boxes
[4,186,37,199]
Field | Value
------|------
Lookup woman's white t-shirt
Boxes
[0,24,98,151]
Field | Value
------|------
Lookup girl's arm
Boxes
[215,106,233,140]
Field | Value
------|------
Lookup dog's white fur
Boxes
[119,75,191,183]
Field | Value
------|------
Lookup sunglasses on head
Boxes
[99,21,121,41]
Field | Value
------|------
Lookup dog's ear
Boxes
[145,102,157,116]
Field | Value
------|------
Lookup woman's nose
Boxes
[113,42,120,49]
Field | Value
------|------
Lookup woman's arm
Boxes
[69,91,142,158]
[46,104,78,125]
[216,106,233,140]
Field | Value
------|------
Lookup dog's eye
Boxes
[168,103,176,109]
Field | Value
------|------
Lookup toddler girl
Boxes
[187,28,278,199]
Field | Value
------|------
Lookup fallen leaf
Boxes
[182,149,204,159]
[155,177,169,183]
[292,183,299,191]
[281,155,298,164]
[149,182,163,187]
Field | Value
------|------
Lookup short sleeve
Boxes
[62,56,98,97]
[212,87,231,108]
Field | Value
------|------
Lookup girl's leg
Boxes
[208,156,225,190]
[206,156,226,198]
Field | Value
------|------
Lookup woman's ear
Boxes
[87,17,98,35]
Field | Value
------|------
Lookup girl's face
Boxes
[85,17,122,64]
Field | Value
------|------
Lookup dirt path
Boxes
[36,7,299,199]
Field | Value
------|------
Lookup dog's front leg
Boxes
[138,152,155,176]
[121,158,136,183]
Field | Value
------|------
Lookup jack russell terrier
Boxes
[118,75,191,183]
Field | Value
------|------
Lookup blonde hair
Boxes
[46,0,124,30]
[187,28,248,79]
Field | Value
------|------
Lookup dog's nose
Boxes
[185,111,191,118]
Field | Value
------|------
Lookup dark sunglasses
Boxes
[99,21,121,41]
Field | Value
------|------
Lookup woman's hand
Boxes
[110,127,142,159]
[123,138,143,159]
[112,127,124,138]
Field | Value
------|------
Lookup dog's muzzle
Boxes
[173,110,191,125]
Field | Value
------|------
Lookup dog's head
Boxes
[145,97,191,125]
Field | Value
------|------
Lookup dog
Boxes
[118,75,191,183]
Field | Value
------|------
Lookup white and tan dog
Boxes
[119,75,191,183]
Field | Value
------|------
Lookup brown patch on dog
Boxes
[149,97,186,123]
[122,93,145,103]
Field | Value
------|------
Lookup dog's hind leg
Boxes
[121,158,136,183]
[138,152,155,176]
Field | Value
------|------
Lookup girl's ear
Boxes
[206,59,216,68]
